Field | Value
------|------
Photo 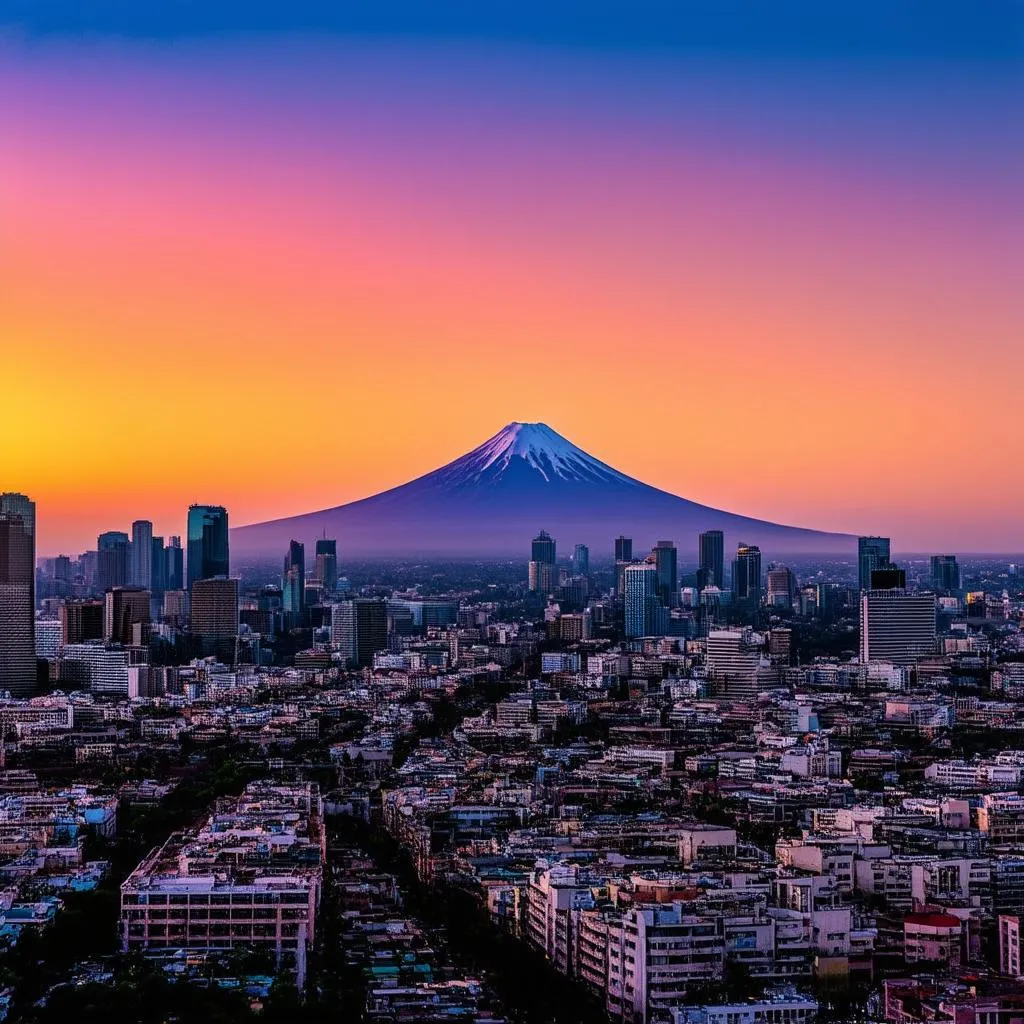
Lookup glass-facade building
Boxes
[186,505,229,590]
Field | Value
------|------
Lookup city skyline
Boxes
[4,2,1022,554]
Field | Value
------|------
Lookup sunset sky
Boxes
[2,2,1022,555]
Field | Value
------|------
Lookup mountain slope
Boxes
[232,422,854,558]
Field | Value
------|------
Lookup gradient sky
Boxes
[3,2,1022,555]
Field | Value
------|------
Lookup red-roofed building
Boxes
[904,912,965,969]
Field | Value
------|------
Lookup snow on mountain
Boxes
[432,422,640,488]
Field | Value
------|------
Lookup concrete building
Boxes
[0,493,36,696]
[190,578,238,665]
[859,590,936,665]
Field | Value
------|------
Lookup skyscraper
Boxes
[860,589,936,665]
[653,540,678,606]
[732,544,763,605]
[0,493,36,696]
[529,530,556,593]
[130,520,153,589]
[97,531,130,592]
[931,555,960,594]
[766,565,796,608]
[190,577,239,664]
[623,562,658,638]
[698,529,724,589]
[315,538,338,594]
[331,598,387,668]
[103,587,151,644]
[165,536,184,592]
[858,536,891,592]
[282,540,306,617]
[150,535,167,595]
[61,600,104,645]
[573,543,590,577]
[614,536,633,562]
[187,505,229,590]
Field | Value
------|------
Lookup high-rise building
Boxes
[766,565,796,608]
[0,493,36,696]
[623,562,658,638]
[614,536,633,563]
[931,555,960,594]
[165,536,184,592]
[97,531,130,592]
[859,589,936,665]
[150,536,166,595]
[1000,915,1022,978]
[871,567,906,591]
[573,543,590,577]
[331,598,387,668]
[529,530,556,593]
[858,536,891,592]
[653,540,678,606]
[732,544,763,604]
[186,505,229,590]
[130,520,153,589]
[706,629,765,699]
[282,540,305,617]
[314,538,338,594]
[190,577,239,664]
[61,599,105,645]
[103,587,151,644]
[698,530,725,590]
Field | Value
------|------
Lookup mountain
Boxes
[231,422,854,559]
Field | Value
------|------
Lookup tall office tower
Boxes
[614,536,633,562]
[653,540,678,606]
[97,531,130,592]
[573,543,590,578]
[331,598,388,668]
[698,529,725,589]
[706,629,765,699]
[130,520,153,589]
[931,555,960,594]
[165,536,184,592]
[766,565,797,608]
[0,493,37,696]
[51,555,72,598]
[190,577,239,664]
[162,590,189,626]
[150,536,166,596]
[103,587,151,644]
[732,544,763,604]
[623,562,658,638]
[858,536,891,592]
[314,538,338,593]
[282,540,305,616]
[186,505,229,590]
[529,530,556,593]
[859,589,937,665]
[61,599,104,644]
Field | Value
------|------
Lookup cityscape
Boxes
[2,456,1024,1023]
[4,1,1022,1023]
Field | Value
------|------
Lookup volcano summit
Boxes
[232,422,853,558]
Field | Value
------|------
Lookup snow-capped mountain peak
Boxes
[435,421,640,487]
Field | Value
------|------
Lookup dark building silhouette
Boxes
[190,577,239,664]
[573,543,590,577]
[931,555,960,594]
[186,505,229,590]
[614,535,633,562]
[858,536,891,592]
[0,493,36,696]
[332,598,387,668]
[315,537,338,593]
[165,536,184,592]
[529,530,557,593]
[282,540,305,617]
[732,543,763,604]
[653,540,678,606]
[61,600,104,645]
[870,567,906,591]
[698,529,725,589]
[103,587,151,644]
[97,531,130,592]
[130,519,153,589]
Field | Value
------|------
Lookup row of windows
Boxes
[123,891,307,906]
